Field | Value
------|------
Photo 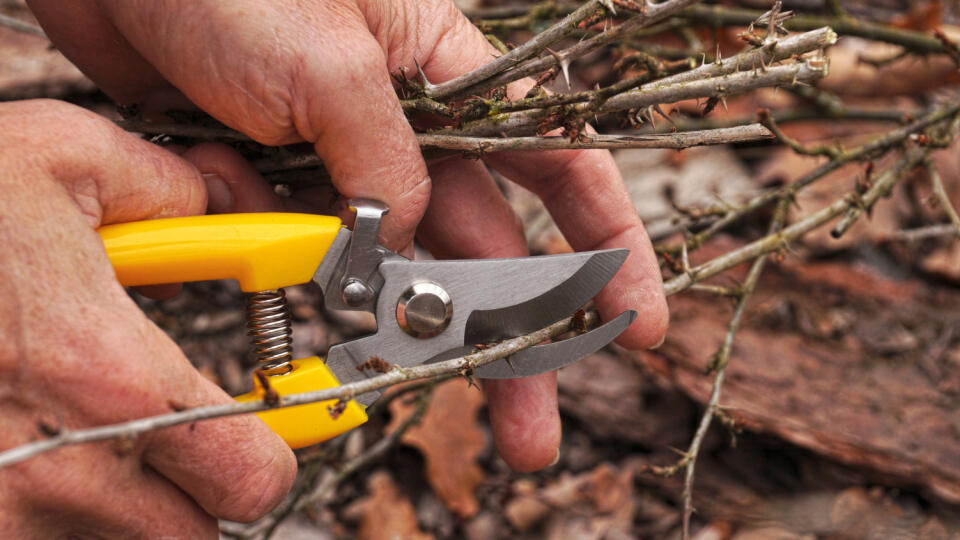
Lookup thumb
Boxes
[5,100,208,227]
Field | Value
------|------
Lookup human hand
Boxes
[28,0,669,471]
[0,100,295,537]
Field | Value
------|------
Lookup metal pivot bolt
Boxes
[396,281,453,339]
[340,198,389,307]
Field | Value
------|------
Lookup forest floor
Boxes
[3,0,960,538]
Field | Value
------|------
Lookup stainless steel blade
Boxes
[472,310,637,379]
[463,249,627,344]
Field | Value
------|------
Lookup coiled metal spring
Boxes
[245,289,293,375]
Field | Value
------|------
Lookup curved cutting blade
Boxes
[463,249,628,344]
[473,310,637,379]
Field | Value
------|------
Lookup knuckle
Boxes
[287,43,386,143]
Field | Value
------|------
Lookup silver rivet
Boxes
[396,282,452,338]
[341,278,374,307]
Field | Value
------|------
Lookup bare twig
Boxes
[0,312,596,469]
[302,391,430,508]
[759,108,843,158]
[884,224,960,242]
[669,101,960,254]
[239,388,434,540]
[679,199,787,540]
[927,163,960,235]
[831,148,927,237]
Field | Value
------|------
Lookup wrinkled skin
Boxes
[0,0,669,536]
[0,100,297,536]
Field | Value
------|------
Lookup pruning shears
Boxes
[97,199,636,449]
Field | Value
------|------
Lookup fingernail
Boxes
[203,173,233,214]
[549,449,560,467]
[648,334,667,350]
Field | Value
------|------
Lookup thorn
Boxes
[504,356,518,374]
[654,104,678,129]
[645,106,657,129]
[255,369,280,406]
[327,400,348,420]
[721,96,729,111]
[546,47,572,90]
[459,366,480,390]
[413,58,437,92]
[599,0,617,15]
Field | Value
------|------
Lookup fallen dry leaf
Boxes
[504,491,550,531]
[386,378,486,518]
[343,470,433,540]
[503,463,638,536]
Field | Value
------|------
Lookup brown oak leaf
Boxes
[343,470,433,540]
[386,378,486,518]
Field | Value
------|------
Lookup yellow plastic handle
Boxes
[236,356,368,449]
[98,213,342,292]
[98,213,368,448]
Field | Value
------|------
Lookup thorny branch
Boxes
[453,0,701,99]
[453,57,830,136]
[426,0,605,100]
[115,121,773,173]
[0,312,599,469]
